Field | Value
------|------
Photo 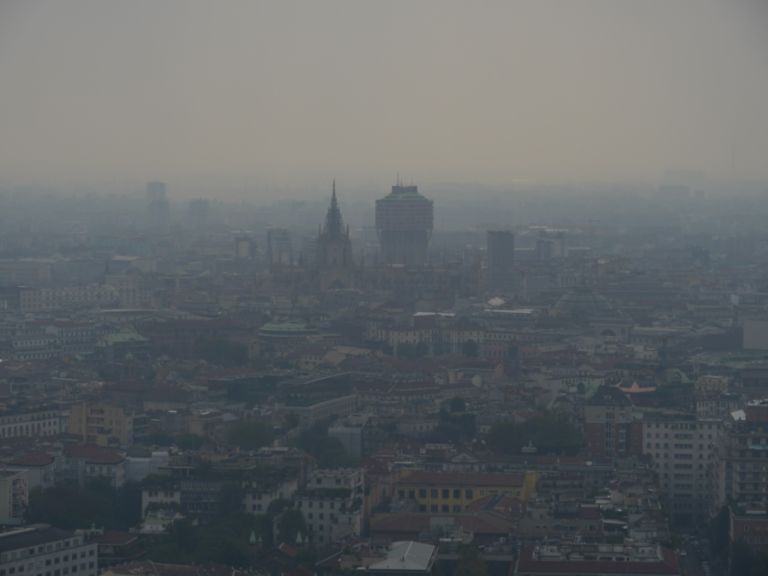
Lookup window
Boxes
[419,488,427,498]
[441,505,449,512]
[430,504,437,512]
[442,489,449,498]
[465,489,473,499]
[453,489,460,499]
[430,488,438,498]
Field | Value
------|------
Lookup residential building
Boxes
[0,524,98,576]
[62,445,126,489]
[67,402,134,448]
[717,399,768,508]
[394,470,538,513]
[5,453,55,490]
[0,409,62,440]
[584,386,642,459]
[515,542,679,576]
[296,469,365,546]
[0,471,28,525]
[642,412,721,525]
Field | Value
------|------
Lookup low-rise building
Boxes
[515,542,679,576]
[0,524,98,576]
[394,470,538,513]
[0,408,62,440]
[62,444,126,489]
[0,471,27,525]
[67,402,134,448]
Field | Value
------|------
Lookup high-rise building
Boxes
[486,230,515,292]
[186,198,210,231]
[146,181,170,232]
[642,412,721,525]
[267,228,293,269]
[375,183,433,266]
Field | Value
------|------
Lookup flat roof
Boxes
[0,525,74,553]
[368,541,436,573]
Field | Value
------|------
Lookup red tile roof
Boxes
[9,451,55,467]
[64,444,125,465]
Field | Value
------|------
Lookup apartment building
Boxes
[295,469,364,546]
[0,471,28,525]
[67,402,134,448]
[0,409,62,440]
[642,412,721,525]
[393,470,538,513]
[717,399,768,508]
[0,525,98,576]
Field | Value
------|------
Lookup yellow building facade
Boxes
[68,401,133,447]
[394,470,538,513]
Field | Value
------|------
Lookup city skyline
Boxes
[1,0,767,197]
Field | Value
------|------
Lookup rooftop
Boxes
[367,541,436,573]
[399,470,524,488]
[0,525,74,554]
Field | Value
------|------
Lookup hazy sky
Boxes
[0,0,766,197]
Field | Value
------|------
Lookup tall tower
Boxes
[486,230,515,292]
[146,182,170,232]
[375,182,433,266]
[317,181,352,269]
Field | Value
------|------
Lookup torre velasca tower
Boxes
[375,182,433,266]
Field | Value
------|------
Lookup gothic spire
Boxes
[323,179,344,238]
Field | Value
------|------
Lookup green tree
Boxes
[488,413,583,455]
[227,419,274,451]
[455,545,487,576]
[294,419,356,468]
[176,434,205,450]
[277,508,307,544]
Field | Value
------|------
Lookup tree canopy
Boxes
[487,413,583,455]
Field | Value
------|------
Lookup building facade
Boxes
[0,525,98,576]
[375,183,433,266]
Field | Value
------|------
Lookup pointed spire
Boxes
[323,179,344,238]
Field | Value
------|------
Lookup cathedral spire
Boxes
[323,179,344,238]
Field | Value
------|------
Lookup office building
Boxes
[185,198,209,231]
[486,230,515,292]
[375,183,433,266]
[146,182,170,232]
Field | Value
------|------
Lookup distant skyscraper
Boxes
[267,228,293,269]
[146,181,170,232]
[375,182,433,266]
[486,230,515,292]
[186,198,210,231]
